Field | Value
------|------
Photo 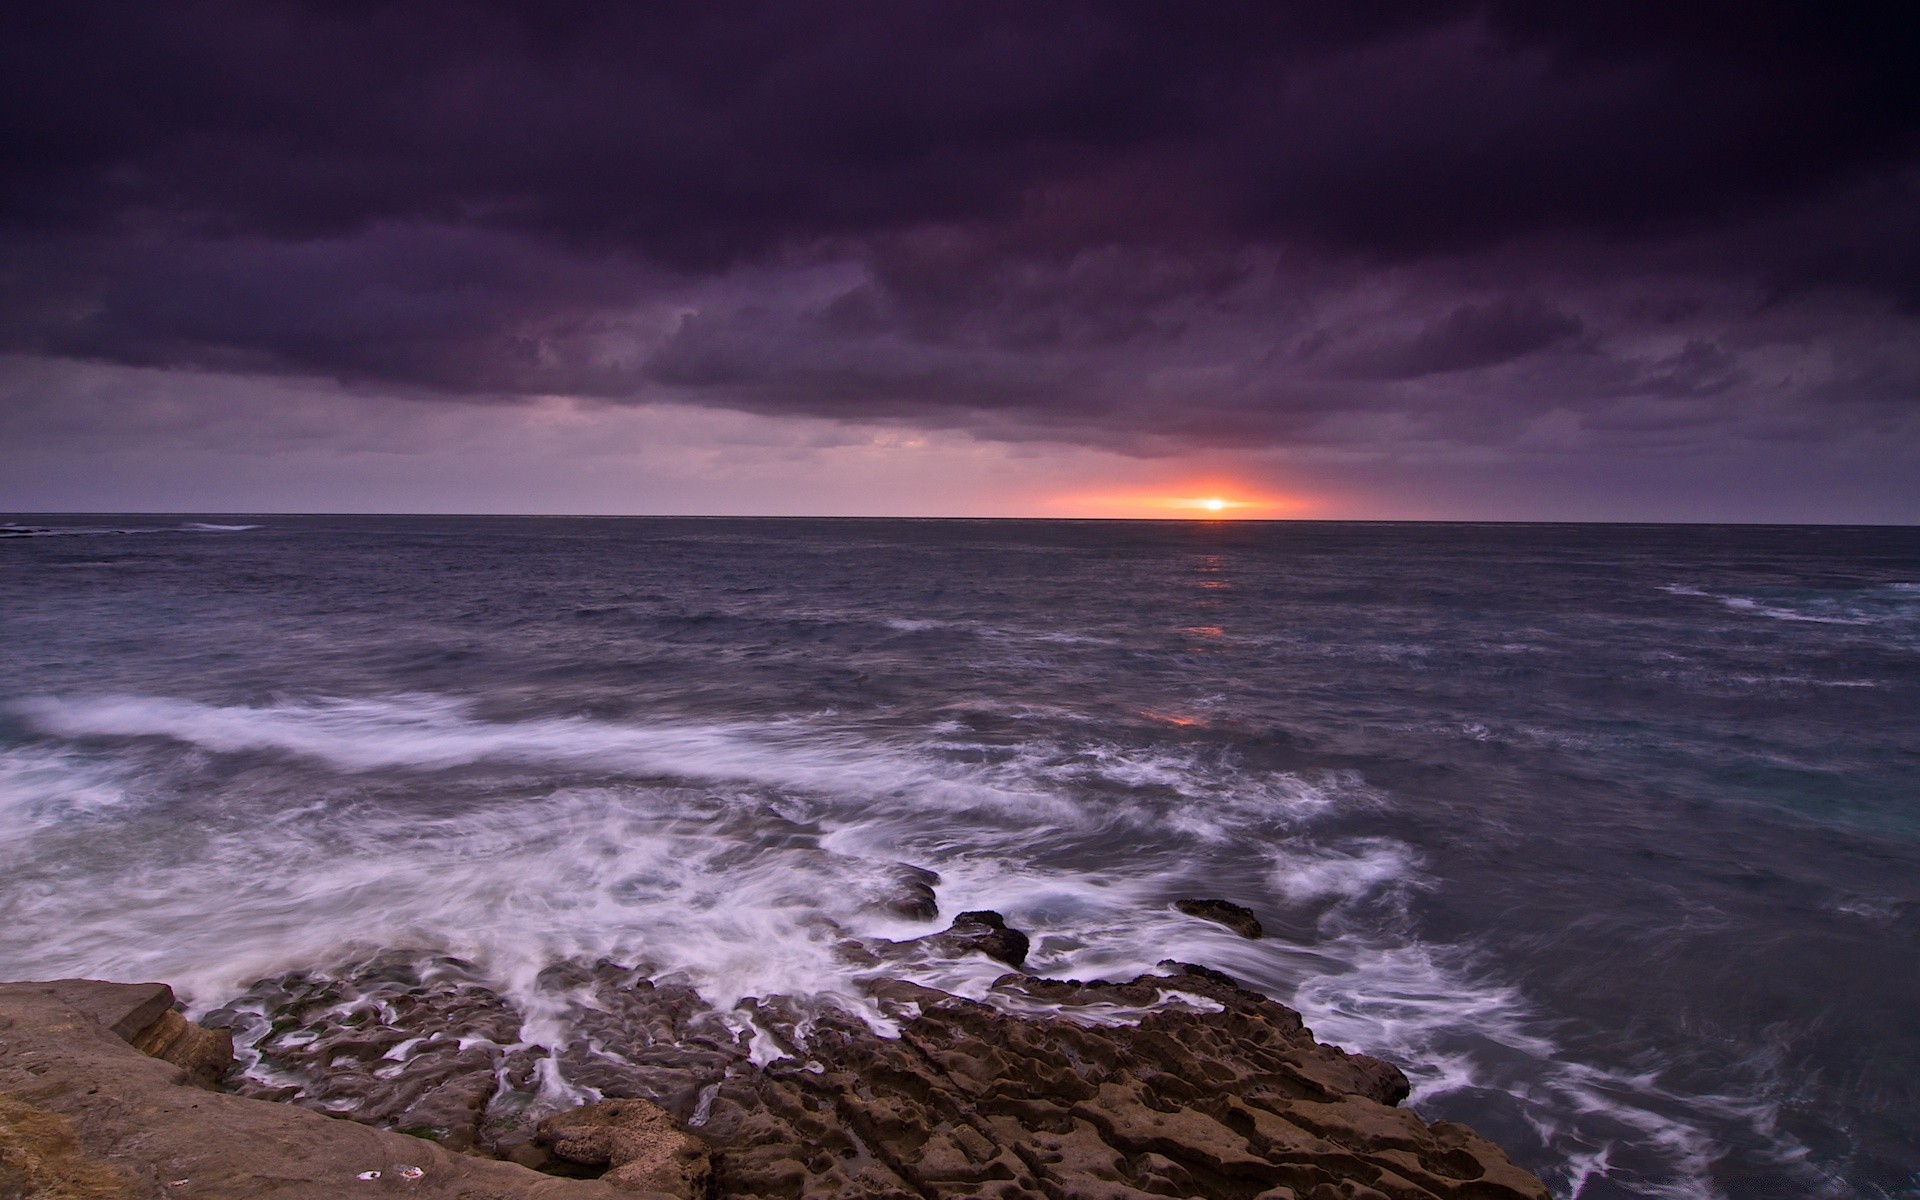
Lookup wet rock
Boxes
[203,952,528,1151]
[189,944,1545,1200]
[204,954,757,1158]
[681,964,1544,1200]
[928,909,1031,966]
[873,862,940,921]
[537,1099,711,1196]
[0,982,632,1199]
[1175,897,1266,939]
[538,959,749,1124]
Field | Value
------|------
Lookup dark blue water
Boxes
[3,516,1916,1198]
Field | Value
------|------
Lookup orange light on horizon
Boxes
[1169,495,1247,513]
[1049,485,1301,519]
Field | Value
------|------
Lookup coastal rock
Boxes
[129,1009,234,1089]
[202,952,532,1151]
[925,909,1031,966]
[679,964,1539,1200]
[0,1094,138,1200]
[534,959,749,1124]
[31,978,233,1088]
[0,982,634,1199]
[1175,897,1266,939]
[868,862,941,921]
[32,978,175,1041]
[537,1099,711,1196]
[179,941,1545,1200]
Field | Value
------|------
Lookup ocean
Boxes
[2,515,1915,1198]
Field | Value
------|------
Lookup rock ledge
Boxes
[4,965,1549,1200]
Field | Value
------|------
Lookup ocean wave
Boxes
[1277,875,1821,1200]
[10,693,1065,818]
[1268,838,1420,902]
[0,520,260,538]
[0,523,155,538]
[1,689,1834,1198]
[1661,581,1920,630]
[1,692,1383,1006]
[0,745,137,851]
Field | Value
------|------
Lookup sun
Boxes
[1046,483,1299,519]
[1169,494,1254,515]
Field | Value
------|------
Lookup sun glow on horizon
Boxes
[1049,485,1299,519]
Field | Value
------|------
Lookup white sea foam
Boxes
[1662,581,1920,631]
[0,689,1814,1197]
[1265,851,1821,1200]
[1717,596,1870,626]
[0,746,137,851]
[11,693,1070,822]
[1268,838,1419,902]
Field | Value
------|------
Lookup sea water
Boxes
[2,516,1915,1198]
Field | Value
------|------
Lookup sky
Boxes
[3,2,1918,521]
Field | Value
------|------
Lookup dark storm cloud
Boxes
[2,1,1917,458]
[1358,298,1586,380]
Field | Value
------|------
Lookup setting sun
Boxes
[1048,484,1299,519]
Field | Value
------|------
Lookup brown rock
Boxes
[929,909,1031,966]
[201,952,530,1149]
[684,965,1548,1200]
[184,946,1548,1200]
[538,1099,711,1196]
[0,1094,138,1199]
[873,863,940,921]
[1175,897,1266,939]
[127,1010,233,1089]
[30,978,232,1089]
[32,979,176,1042]
[0,982,641,1199]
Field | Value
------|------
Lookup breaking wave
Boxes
[0,689,1819,1196]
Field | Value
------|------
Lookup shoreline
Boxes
[3,926,1551,1200]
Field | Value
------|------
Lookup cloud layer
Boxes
[3,2,1917,511]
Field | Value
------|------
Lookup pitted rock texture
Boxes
[538,1099,712,1195]
[203,952,540,1151]
[0,983,635,1200]
[691,966,1543,1200]
[212,955,1547,1200]
[532,959,749,1126]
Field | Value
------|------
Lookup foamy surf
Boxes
[2,686,1825,1197]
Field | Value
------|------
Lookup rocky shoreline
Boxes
[2,908,1549,1200]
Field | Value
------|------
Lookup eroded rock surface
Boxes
[206,954,1546,1200]
[0,983,638,1200]
[538,1099,712,1195]
[30,978,234,1088]
[203,951,537,1151]
[920,909,1032,967]
[689,965,1541,1200]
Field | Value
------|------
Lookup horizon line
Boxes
[5,511,1916,529]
